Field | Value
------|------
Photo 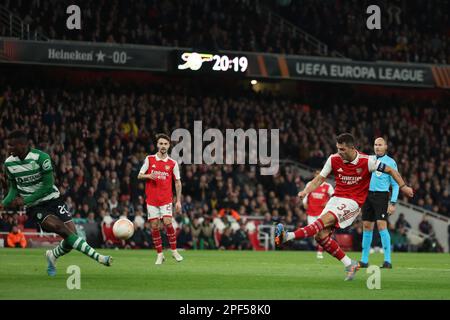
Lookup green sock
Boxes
[65,234,102,262]
[52,239,72,258]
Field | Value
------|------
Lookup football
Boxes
[112,218,135,240]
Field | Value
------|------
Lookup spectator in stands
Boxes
[395,213,411,230]
[419,215,434,236]
[420,234,444,253]
[177,224,193,249]
[83,212,101,247]
[262,212,273,226]
[232,223,251,250]
[6,225,27,248]
[128,217,151,249]
[0,214,17,232]
[219,227,234,250]
[190,216,202,250]
[199,216,215,249]
[218,207,241,222]
[391,226,409,252]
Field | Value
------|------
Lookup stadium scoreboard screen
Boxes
[172,50,249,76]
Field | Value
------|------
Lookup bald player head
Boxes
[374,137,388,157]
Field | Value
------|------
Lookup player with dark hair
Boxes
[275,133,413,280]
[0,130,112,276]
[138,133,183,264]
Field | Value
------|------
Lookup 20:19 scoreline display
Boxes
[174,51,248,74]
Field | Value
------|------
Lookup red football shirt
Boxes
[139,154,181,206]
[319,152,380,207]
[303,182,334,216]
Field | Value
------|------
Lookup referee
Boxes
[360,137,399,269]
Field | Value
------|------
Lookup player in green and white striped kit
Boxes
[0,130,112,276]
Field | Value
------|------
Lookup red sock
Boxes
[294,218,325,239]
[165,223,177,251]
[317,235,345,260]
[317,244,323,253]
[151,228,163,253]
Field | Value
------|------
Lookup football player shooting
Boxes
[0,130,112,276]
[138,133,183,265]
[275,133,413,281]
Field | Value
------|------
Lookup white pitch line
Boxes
[404,267,450,272]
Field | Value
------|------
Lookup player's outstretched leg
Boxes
[65,233,112,266]
[275,218,326,246]
[45,239,72,276]
[150,219,165,265]
[315,229,359,281]
[42,216,112,274]
[163,219,183,262]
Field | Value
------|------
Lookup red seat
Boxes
[335,234,353,251]
[17,214,28,225]
[248,231,265,251]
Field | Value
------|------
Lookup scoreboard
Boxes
[172,50,249,75]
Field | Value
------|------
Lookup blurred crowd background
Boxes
[1,0,449,63]
[0,77,448,252]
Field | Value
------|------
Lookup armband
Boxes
[377,162,386,172]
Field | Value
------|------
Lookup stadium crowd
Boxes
[269,0,450,64]
[0,82,448,251]
[1,0,448,63]
[1,0,319,56]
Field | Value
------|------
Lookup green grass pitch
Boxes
[1,249,449,300]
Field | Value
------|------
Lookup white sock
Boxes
[285,232,295,242]
[340,255,352,267]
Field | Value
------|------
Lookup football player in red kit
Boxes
[302,170,334,259]
[276,133,413,280]
[138,134,183,264]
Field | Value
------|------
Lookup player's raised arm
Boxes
[368,156,414,198]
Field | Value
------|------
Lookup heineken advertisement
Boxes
[0,38,169,71]
[1,38,449,88]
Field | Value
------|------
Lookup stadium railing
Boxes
[0,5,48,41]
[0,230,61,248]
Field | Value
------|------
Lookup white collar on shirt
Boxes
[343,151,360,165]
[155,153,169,162]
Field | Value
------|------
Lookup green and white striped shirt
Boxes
[4,148,60,207]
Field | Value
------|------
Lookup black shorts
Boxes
[26,197,73,226]
[361,192,390,222]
